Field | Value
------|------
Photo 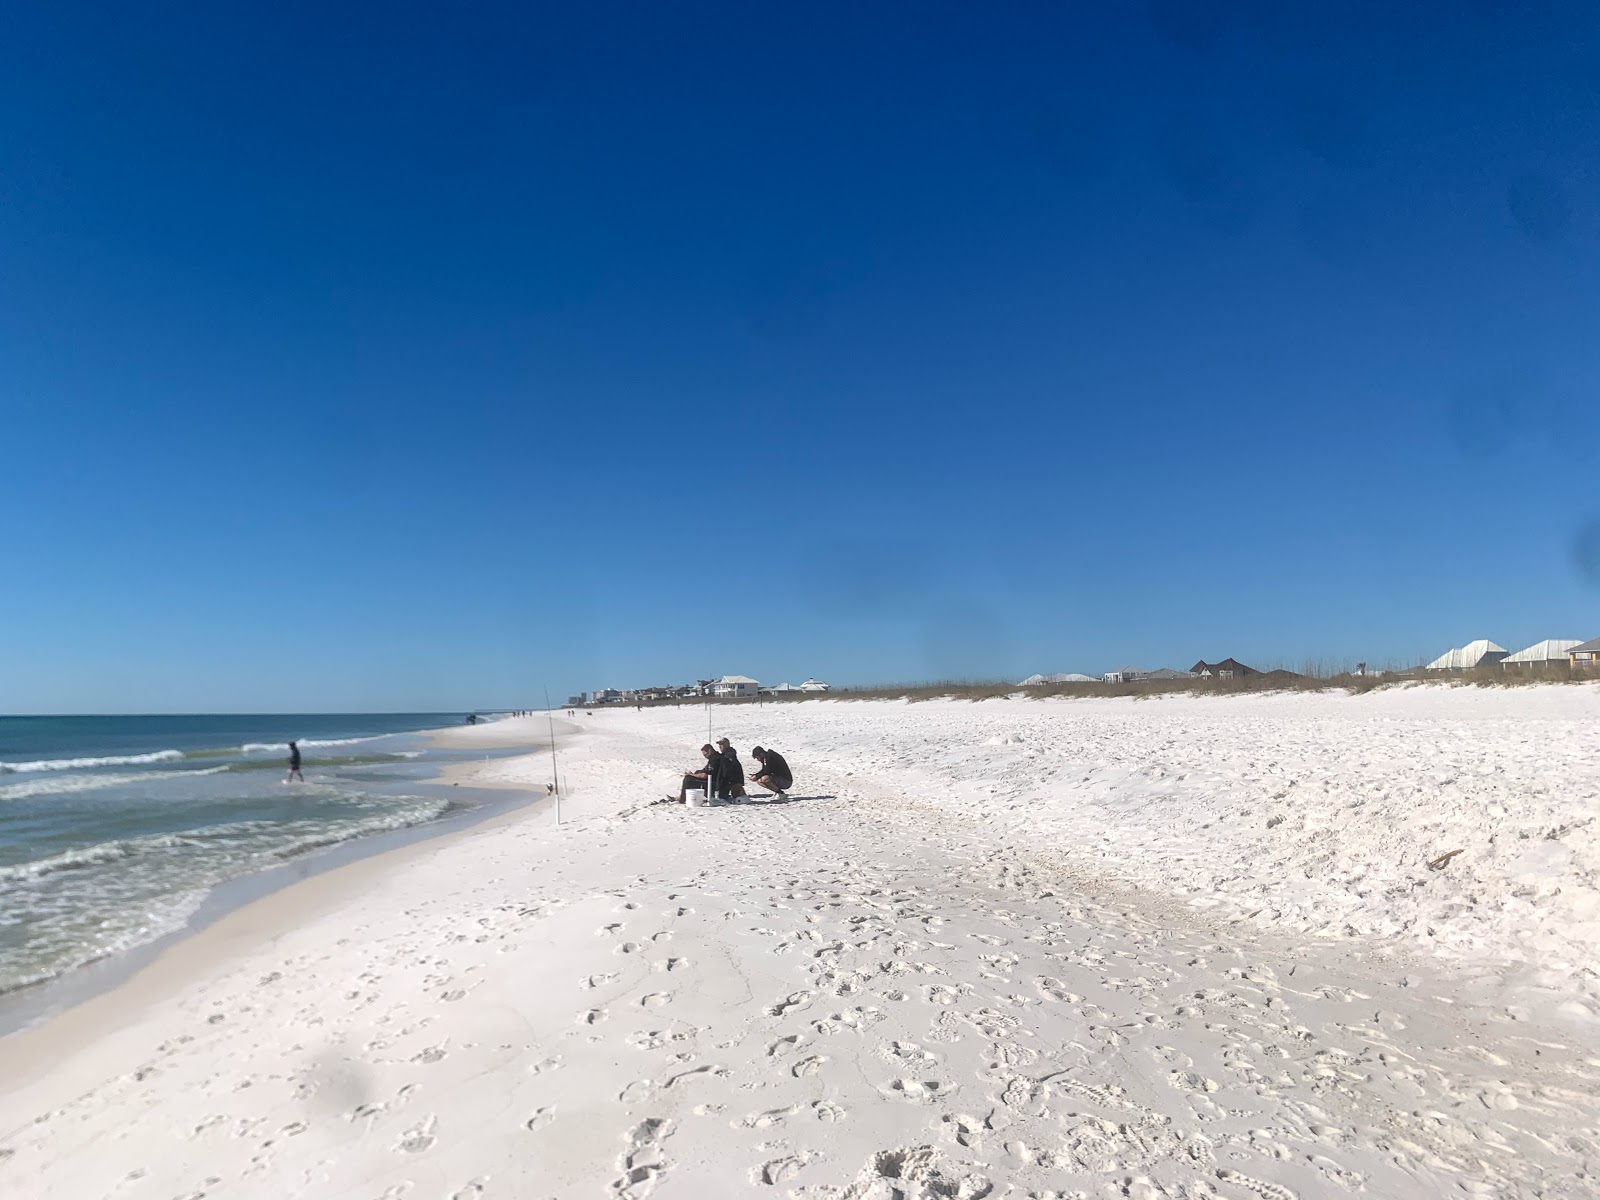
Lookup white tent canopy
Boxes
[1425,640,1508,670]
[1502,639,1581,665]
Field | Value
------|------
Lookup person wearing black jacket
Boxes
[714,738,746,800]
[672,744,720,804]
[750,746,792,798]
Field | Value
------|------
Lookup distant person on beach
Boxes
[670,744,721,804]
[715,738,746,800]
[751,746,792,798]
[286,741,304,783]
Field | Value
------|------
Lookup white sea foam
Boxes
[0,766,230,803]
[239,735,388,754]
[0,835,184,886]
[0,795,450,889]
[0,749,186,774]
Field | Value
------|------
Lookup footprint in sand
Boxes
[524,1106,555,1132]
[811,1100,847,1123]
[882,1040,937,1064]
[1035,977,1084,1003]
[881,1079,954,1104]
[639,992,673,1008]
[766,1034,804,1057]
[740,1106,803,1129]
[579,1009,608,1026]
[396,1116,437,1154]
[941,1112,985,1148]
[792,1055,828,1078]
[753,1155,811,1185]
[767,992,812,1017]
[612,1117,675,1198]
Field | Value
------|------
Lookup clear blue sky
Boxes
[3,2,1598,713]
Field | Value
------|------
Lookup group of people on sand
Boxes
[669,739,792,805]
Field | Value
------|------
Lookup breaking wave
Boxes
[0,766,231,803]
[238,735,389,754]
[0,750,187,775]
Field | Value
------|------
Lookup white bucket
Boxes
[686,791,709,809]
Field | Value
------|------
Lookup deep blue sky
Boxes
[3,2,1599,712]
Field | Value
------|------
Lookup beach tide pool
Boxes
[0,713,467,994]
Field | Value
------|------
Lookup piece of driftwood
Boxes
[1427,849,1465,870]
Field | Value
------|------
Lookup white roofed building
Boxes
[710,675,760,698]
[1502,639,1581,669]
[1425,640,1508,671]
[800,678,830,692]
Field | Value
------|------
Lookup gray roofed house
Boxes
[1569,638,1600,670]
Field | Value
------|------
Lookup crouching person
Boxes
[750,746,793,799]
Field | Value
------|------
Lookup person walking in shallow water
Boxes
[286,741,304,783]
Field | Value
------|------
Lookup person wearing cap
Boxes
[715,738,746,800]
[750,746,792,799]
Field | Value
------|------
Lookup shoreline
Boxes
[0,715,572,1044]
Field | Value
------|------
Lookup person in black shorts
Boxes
[750,746,792,799]
[286,741,304,783]
[671,744,720,804]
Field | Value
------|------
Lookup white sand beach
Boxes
[3,687,1599,1199]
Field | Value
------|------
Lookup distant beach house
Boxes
[1424,640,1508,671]
[1145,668,1197,681]
[1502,640,1581,670]
[710,674,760,698]
[1020,672,1100,685]
[1191,659,1257,679]
[1568,638,1600,670]
[1102,666,1151,683]
[800,678,830,693]
[592,688,622,703]
[762,682,803,695]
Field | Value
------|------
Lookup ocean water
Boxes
[0,713,472,994]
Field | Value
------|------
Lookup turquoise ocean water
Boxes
[0,713,474,994]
